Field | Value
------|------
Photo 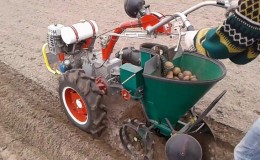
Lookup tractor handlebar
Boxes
[146,0,230,34]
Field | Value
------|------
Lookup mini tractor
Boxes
[42,0,232,159]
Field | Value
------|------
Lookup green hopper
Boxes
[141,44,226,136]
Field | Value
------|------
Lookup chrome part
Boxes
[76,99,83,109]
[109,31,151,39]
[146,1,229,34]
[47,24,64,55]
[100,36,110,48]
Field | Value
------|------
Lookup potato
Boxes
[183,70,192,77]
[173,67,181,76]
[173,76,179,80]
[190,77,198,81]
[178,73,184,80]
[183,75,190,81]
[190,75,196,79]
[166,71,174,79]
[190,75,198,81]
[164,61,174,69]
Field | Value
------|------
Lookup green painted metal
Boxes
[140,50,152,68]
[120,63,144,95]
[142,52,226,136]
[140,43,168,68]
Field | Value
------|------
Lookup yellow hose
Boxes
[55,69,61,74]
[42,43,61,75]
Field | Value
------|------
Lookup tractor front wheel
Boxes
[59,70,107,135]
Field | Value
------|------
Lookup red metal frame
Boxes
[101,13,172,61]
[101,20,139,61]
[140,12,172,34]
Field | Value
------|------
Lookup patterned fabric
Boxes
[194,0,260,65]
[238,0,260,23]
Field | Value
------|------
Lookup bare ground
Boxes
[0,0,259,159]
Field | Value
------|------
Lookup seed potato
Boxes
[183,71,192,77]
[173,67,181,76]
[173,76,179,80]
[178,73,184,80]
[163,67,198,81]
[190,75,196,79]
[190,77,198,81]
[166,71,174,79]
[183,75,190,81]
[164,61,174,69]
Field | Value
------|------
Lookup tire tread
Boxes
[59,70,107,136]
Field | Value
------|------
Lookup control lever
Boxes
[171,27,185,60]
[174,27,182,52]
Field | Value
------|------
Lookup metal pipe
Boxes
[182,1,226,15]
[165,118,175,132]
[146,13,182,34]
[146,1,228,34]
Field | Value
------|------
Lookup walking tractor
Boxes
[42,0,232,159]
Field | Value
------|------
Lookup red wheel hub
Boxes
[63,87,88,123]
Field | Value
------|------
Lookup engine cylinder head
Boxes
[47,24,64,55]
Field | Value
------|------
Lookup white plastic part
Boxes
[61,20,98,44]
[184,30,198,50]
[48,24,64,36]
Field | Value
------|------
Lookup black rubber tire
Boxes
[59,70,107,135]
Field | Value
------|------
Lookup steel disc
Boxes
[188,120,216,160]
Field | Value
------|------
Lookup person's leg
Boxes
[234,118,260,160]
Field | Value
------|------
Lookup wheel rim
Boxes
[62,87,88,125]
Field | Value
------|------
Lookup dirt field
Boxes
[0,0,260,159]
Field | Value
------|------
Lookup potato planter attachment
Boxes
[119,43,226,159]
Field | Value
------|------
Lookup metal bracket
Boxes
[109,31,152,39]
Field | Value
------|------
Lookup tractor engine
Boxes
[47,21,99,72]
[46,20,122,84]
[46,21,97,71]
[47,20,98,55]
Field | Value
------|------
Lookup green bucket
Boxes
[142,52,226,136]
